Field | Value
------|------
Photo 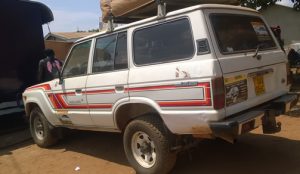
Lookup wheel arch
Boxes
[24,95,60,126]
[25,102,41,118]
[114,98,164,131]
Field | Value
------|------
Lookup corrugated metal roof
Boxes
[45,32,98,42]
[52,32,97,39]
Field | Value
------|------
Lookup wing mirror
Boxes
[58,70,64,85]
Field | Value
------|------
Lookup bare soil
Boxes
[1,113,300,174]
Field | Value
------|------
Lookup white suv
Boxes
[23,4,298,174]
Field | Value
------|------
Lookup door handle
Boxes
[115,85,125,92]
[75,89,82,95]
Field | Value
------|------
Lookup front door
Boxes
[86,32,129,128]
[54,40,94,126]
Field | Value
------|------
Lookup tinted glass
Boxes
[93,34,117,73]
[115,32,128,70]
[134,19,194,65]
[210,14,276,54]
[62,41,91,78]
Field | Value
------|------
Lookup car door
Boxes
[205,10,288,116]
[54,40,94,126]
[86,32,129,128]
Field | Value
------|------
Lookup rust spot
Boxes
[192,126,214,139]
[56,110,69,115]
[175,67,191,79]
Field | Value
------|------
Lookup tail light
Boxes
[286,63,292,85]
[212,77,225,110]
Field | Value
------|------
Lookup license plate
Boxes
[241,120,255,134]
[253,75,265,96]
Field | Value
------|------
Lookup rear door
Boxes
[86,32,129,128]
[205,9,289,116]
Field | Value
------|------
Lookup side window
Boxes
[62,41,91,78]
[133,19,194,65]
[93,34,117,73]
[115,32,128,70]
[92,32,128,73]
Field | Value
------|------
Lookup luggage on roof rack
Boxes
[101,0,240,23]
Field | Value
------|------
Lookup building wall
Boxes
[46,36,65,42]
[262,5,300,45]
[45,41,73,61]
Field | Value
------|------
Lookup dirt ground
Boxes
[1,111,300,174]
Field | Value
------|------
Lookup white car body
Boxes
[23,4,296,140]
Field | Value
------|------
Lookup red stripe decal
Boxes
[27,84,51,91]
[48,94,62,109]
[158,82,212,107]
[51,93,112,109]
[128,85,177,92]
[46,82,211,109]
[56,94,89,109]
[127,83,208,92]
[88,104,113,109]
[158,100,211,107]
[84,89,115,95]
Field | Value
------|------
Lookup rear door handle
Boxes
[75,89,82,95]
[115,85,125,92]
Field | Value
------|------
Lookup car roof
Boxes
[76,4,258,43]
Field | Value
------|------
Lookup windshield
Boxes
[210,14,277,54]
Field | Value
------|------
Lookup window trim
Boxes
[114,32,129,71]
[132,17,196,67]
[92,33,117,74]
[90,31,129,75]
[61,39,93,79]
[209,13,278,55]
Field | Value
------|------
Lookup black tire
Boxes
[123,115,177,174]
[29,107,58,147]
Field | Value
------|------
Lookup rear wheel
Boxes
[30,107,58,147]
[123,115,177,174]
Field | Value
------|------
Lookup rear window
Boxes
[210,14,276,54]
[133,18,194,65]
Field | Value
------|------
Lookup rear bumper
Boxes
[210,94,298,143]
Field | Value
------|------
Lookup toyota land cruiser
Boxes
[23,4,298,174]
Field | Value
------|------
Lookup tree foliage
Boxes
[241,0,300,11]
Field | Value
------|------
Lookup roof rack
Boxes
[107,0,167,32]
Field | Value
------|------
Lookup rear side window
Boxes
[134,18,194,65]
[93,34,117,73]
[115,32,128,70]
[210,14,276,54]
[93,32,128,73]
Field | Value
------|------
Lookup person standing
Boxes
[38,49,63,82]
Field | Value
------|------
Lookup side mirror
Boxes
[58,70,63,85]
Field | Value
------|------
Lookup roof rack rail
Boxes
[156,0,166,19]
[107,12,114,32]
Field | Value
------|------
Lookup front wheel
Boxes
[123,115,177,174]
[29,107,58,147]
